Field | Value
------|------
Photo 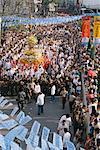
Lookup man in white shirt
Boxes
[88,100,97,115]
[63,128,71,150]
[34,82,41,94]
[59,114,72,131]
[34,82,41,101]
[57,120,69,137]
[51,83,56,102]
[36,92,45,115]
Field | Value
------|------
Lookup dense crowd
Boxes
[0,22,81,97]
[0,20,99,149]
[81,45,100,150]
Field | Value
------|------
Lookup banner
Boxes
[82,16,91,37]
[82,16,91,44]
[93,16,100,44]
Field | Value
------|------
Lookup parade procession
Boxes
[0,0,99,149]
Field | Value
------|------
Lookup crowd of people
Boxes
[81,45,100,150]
[0,22,81,98]
[0,19,99,149]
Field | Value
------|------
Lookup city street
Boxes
[3,96,70,134]
[0,96,71,149]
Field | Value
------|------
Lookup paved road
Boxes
[3,96,70,132]
[27,97,70,132]
[6,96,70,130]
[1,96,71,149]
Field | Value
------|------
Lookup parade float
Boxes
[20,35,50,71]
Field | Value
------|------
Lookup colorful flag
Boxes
[93,16,100,44]
[82,16,91,44]
[82,17,91,38]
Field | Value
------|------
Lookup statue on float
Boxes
[20,35,46,70]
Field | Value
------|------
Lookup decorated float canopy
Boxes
[20,35,43,64]
[20,35,50,69]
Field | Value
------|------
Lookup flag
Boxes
[82,16,91,45]
[93,16,100,44]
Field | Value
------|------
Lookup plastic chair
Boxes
[0,99,9,107]
[16,127,28,141]
[4,125,25,150]
[26,135,39,149]
[27,121,41,143]
[41,139,49,150]
[48,141,60,150]
[0,134,6,149]
[53,133,63,150]
[4,103,13,109]
[41,127,50,142]
[32,135,39,148]
[10,142,22,150]
[0,96,5,104]
[16,111,25,123]
[10,107,19,117]
[35,147,42,150]
[0,113,9,121]
[19,115,32,126]
[0,119,18,130]
[66,141,76,150]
